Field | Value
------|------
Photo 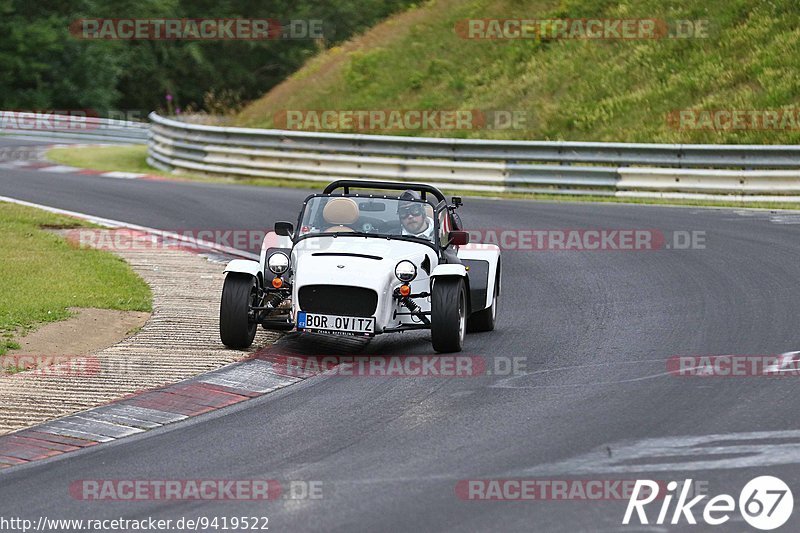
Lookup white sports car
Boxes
[219,180,501,353]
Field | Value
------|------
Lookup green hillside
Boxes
[235,0,800,143]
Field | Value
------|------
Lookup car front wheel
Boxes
[220,273,258,349]
[431,277,466,353]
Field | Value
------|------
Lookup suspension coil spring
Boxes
[266,293,284,308]
[403,297,429,325]
[404,298,420,313]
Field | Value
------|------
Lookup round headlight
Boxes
[395,260,417,282]
[268,252,290,275]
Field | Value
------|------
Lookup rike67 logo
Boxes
[624,476,793,530]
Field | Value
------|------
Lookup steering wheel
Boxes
[372,220,401,234]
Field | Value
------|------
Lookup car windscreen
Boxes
[298,196,436,242]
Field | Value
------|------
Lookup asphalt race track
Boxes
[2,137,800,531]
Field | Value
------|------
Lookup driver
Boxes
[398,190,435,241]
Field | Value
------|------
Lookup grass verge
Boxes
[236,0,800,145]
[0,202,152,356]
[47,145,800,211]
[47,145,157,175]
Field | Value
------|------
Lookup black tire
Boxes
[467,266,499,333]
[431,277,467,353]
[220,273,258,349]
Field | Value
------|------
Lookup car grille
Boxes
[298,285,378,317]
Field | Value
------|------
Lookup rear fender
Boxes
[457,243,501,310]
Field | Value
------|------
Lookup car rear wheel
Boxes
[220,273,258,349]
[431,277,466,353]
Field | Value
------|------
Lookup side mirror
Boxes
[274,221,294,236]
[451,196,463,208]
[449,230,469,246]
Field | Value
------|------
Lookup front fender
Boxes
[430,263,472,313]
[224,259,261,284]
[430,264,467,278]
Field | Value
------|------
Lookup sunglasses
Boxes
[400,207,424,218]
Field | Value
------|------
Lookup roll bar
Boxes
[322,180,447,203]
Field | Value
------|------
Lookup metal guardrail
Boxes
[0,113,149,144]
[147,113,800,201]
[8,111,799,201]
